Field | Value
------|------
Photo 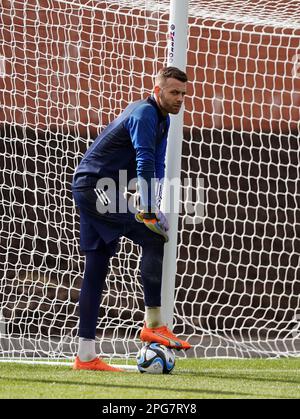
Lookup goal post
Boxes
[161,0,189,329]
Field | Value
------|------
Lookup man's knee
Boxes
[125,223,166,248]
[142,234,165,252]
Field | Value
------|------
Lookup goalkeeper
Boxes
[72,67,191,372]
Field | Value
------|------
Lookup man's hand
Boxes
[135,210,169,242]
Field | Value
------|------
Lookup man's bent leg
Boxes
[125,223,191,350]
[125,225,164,308]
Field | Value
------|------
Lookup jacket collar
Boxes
[147,95,168,121]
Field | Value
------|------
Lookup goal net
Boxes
[0,0,300,361]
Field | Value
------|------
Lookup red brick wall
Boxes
[0,0,299,136]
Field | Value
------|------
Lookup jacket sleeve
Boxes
[125,108,158,211]
[154,117,169,208]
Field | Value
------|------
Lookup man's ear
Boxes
[154,85,160,96]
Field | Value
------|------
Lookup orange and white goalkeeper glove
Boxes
[135,210,169,242]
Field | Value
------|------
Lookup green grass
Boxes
[0,358,299,399]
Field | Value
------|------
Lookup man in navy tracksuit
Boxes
[72,67,191,371]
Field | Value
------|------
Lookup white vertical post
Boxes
[161,0,189,329]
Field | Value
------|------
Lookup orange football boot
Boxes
[73,357,123,372]
[140,324,191,350]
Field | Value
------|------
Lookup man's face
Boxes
[155,77,187,115]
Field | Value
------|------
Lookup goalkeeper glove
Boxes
[135,210,169,242]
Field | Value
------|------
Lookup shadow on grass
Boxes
[0,374,292,399]
[177,369,300,386]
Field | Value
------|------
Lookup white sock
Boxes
[78,338,97,362]
[145,306,163,328]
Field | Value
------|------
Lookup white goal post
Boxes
[161,0,189,330]
[0,0,300,363]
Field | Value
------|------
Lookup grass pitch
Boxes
[0,358,299,399]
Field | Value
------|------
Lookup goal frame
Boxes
[1,0,300,364]
[161,0,189,329]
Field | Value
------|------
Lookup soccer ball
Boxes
[136,343,175,374]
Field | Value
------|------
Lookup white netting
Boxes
[0,0,300,360]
